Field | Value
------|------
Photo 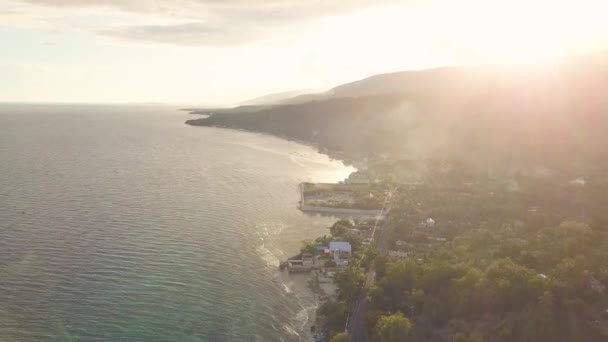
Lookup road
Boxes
[348,186,398,342]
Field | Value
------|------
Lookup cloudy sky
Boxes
[1,0,607,104]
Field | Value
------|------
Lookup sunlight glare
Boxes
[343,0,608,67]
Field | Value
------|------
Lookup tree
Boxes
[301,235,332,255]
[319,300,349,332]
[537,290,557,338]
[374,255,388,280]
[330,332,351,342]
[362,246,379,268]
[343,232,363,253]
[382,261,418,297]
[301,241,318,255]
[365,310,383,332]
[335,266,366,301]
[448,268,484,317]
[538,290,555,317]
[452,332,482,342]
[331,219,353,237]
[452,333,467,342]
[482,259,541,313]
[374,312,415,342]
[316,235,333,246]
[369,285,390,309]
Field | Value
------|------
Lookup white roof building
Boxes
[421,218,435,228]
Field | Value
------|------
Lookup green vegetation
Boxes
[318,267,366,338]
[301,235,332,255]
[308,218,377,339]
[319,300,349,333]
[301,183,386,210]
[317,256,367,336]
[369,220,608,340]
[363,161,608,341]
[374,312,415,342]
[329,219,353,236]
[318,269,367,340]
[330,332,352,342]
[190,57,608,341]
[310,159,608,341]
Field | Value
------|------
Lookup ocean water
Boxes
[0,104,354,341]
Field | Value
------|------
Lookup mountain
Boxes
[239,89,320,106]
[187,53,608,173]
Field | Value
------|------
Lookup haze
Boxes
[1,0,607,104]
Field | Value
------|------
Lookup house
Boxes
[348,228,363,236]
[288,253,314,272]
[395,240,414,250]
[388,250,408,260]
[395,240,411,247]
[420,218,435,228]
[590,277,606,294]
[327,241,352,267]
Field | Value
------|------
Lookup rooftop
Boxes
[329,241,352,252]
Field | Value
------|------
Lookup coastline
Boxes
[183,109,360,340]
[184,114,352,341]
[184,111,357,167]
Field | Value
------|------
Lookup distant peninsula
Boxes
[187,52,608,171]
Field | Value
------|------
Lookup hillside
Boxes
[239,89,319,106]
[187,53,608,172]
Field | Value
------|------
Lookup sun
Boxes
[458,0,608,64]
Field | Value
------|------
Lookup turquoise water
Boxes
[0,104,353,341]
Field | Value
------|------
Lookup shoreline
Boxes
[184,113,352,342]
[184,111,359,167]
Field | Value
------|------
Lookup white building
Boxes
[288,253,314,272]
[420,218,435,228]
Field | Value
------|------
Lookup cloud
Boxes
[20,0,206,18]
[99,21,262,46]
[12,0,402,46]
[21,1,398,19]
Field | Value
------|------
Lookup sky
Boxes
[1,0,608,105]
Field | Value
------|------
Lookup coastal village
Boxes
[279,166,427,341]
[277,163,458,341]
[179,43,608,342]
[278,157,608,342]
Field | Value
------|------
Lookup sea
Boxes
[0,104,354,341]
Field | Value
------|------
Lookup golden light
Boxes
[460,0,608,64]
[323,0,608,71]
